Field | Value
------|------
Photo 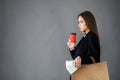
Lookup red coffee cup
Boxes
[69,33,76,43]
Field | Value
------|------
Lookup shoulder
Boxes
[86,31,98,41]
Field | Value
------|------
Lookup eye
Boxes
[80,21,83,23]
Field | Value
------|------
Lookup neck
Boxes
[84,29,90,34]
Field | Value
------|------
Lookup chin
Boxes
[80,29,84,32]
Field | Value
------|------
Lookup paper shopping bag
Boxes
[72,61,109,80]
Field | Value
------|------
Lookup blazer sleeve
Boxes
[69,47,77,59]
[69,37,84,59]
[87,34,100,63]
[70,47,94,64]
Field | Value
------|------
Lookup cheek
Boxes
[80,24,87,31]
[78,25,84,31]
[79,24,84,29]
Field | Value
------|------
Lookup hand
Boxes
[74,56,81,68]
[67,39,75,51]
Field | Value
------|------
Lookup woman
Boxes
[67,11,100,80]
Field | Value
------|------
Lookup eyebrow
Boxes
[79,20,84,22]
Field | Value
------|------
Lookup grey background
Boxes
[0,0,120,80]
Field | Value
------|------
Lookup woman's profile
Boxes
[67,11,100,80]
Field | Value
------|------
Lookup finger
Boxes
[67,42,71,47]
[77,57,80,62]
[68,39,71,42]
[77,61,80,68]
[76,60,79,68]
[75,59,78,68]
[71,42,75,45]
[73,60,76,67]
[67,42,69,45]
[76,57,80,68]
[73,59,76,68]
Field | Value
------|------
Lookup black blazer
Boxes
[70,31,100,64]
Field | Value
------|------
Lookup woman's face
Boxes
[78,16,88,32]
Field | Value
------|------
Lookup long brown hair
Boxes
[77,11,100,41]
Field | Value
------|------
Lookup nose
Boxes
[78,23,81,27]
